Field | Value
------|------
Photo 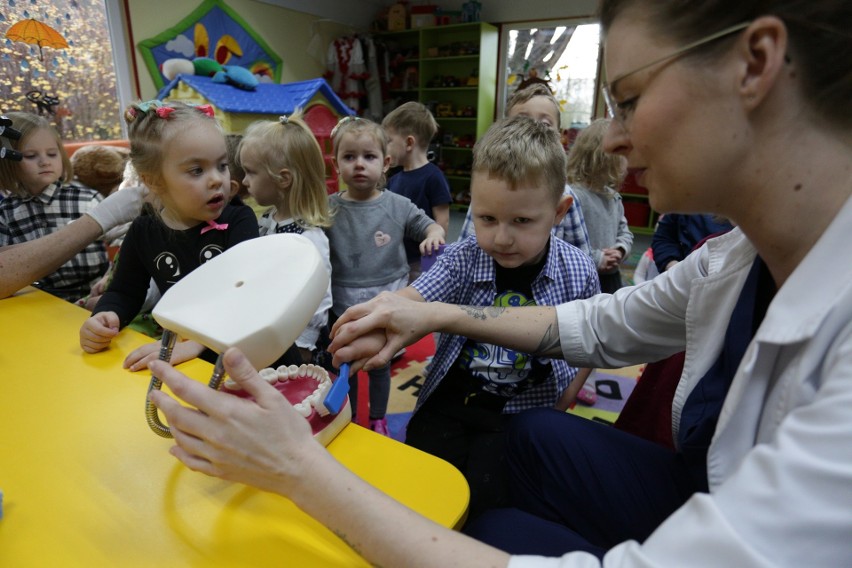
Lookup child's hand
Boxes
[79,311,120,353]
[124,340,205,372]
[419,236,444,256]
[600,248,622,271]
[419,223,446,255]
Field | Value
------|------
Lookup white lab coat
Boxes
[511,195,852,567]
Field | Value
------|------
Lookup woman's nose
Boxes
[602,120,631,157]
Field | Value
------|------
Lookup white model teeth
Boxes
[259,368,278,384]
[293,401,311,417]
[227,364,338,417]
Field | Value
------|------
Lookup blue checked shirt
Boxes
[0,182,108,301]
[457,184,593,257]
[411,235,600,413]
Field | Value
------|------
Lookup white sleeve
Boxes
[295,228,332,350]
[556,268,694,368]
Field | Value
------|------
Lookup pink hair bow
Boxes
[200,219,229,235]
[155,106,176,119]
[195,104,215,118]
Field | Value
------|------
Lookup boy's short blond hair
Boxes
[566,118,627,192]
[472,115,566,203]
[381,101,439,150]
[506,83,562,129]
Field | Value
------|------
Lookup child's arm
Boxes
[123,340,207,372]
[418,223,446,256]
[431,203,450,236]
[395,286,425,303]
[555,367,594,410]
[612,205,634,261]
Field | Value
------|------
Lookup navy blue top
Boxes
[652,214,734,273]
[677,256,776,490]
[387,162,452,262]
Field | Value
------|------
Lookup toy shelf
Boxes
[379,22,497,207]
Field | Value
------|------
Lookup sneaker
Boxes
[577,384,598,406]
[369,418,390,436]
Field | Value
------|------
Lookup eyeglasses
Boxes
[602,21,752,128]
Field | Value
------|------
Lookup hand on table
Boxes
[124,339,205,372]
[79,311,120,353]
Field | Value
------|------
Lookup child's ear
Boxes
[229,179,240,199]
[382,154,391,172]
[554,194,573,224]
[140,173,162,195]
[406,135,417,150]
[278,168,293,190]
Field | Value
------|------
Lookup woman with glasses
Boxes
[150,1,852,566]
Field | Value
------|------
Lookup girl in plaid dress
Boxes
[0,112,109,302]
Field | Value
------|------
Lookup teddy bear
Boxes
[70,144,131,198]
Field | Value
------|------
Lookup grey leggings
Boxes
[348,363,391,420]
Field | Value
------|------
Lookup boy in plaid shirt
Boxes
[397,116,599,519]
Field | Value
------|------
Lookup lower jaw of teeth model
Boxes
[223,363,351,447]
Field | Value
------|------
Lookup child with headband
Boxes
[80,100,258,356]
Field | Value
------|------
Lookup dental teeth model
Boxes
[223,363,351,447]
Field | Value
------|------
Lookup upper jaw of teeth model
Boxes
[143,234,350,444]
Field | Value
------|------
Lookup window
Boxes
[498,19,601,129]
[0,0,127,140]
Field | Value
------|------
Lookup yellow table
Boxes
[0,288,468,567]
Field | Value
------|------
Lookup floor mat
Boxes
[355,334,642,440]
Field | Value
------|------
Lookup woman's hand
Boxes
[329,292,432,372]
[149,348,319,495]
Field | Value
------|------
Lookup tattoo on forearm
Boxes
[459,305,506,320]
[534,323,561,356]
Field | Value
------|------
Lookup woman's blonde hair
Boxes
[565,118,627,193]
[0,112,72,197]
[238,110,331,228]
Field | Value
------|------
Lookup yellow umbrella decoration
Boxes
[5,18,69,61]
